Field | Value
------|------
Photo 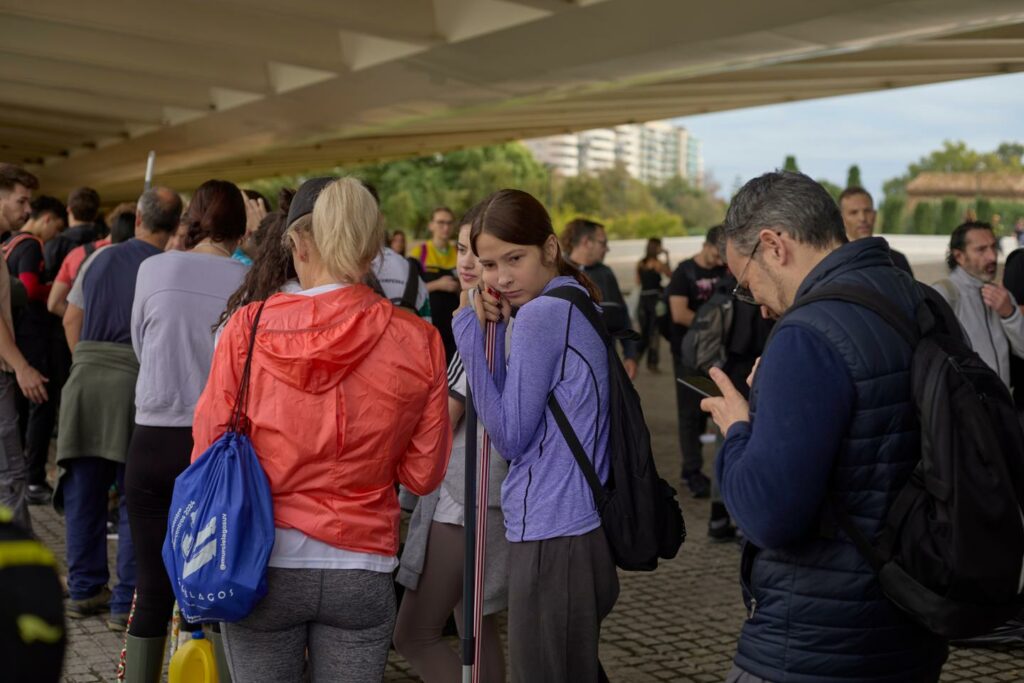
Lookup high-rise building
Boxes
[523,120,703,186]
[522,133,580,177]
[578,129,617,174]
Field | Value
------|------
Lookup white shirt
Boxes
[371,247,430,319]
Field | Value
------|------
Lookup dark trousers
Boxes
[125,424,199,637]
[673,355,708,479]
[507,527,619,683]
[636,295,661,369]
[0,373,30,531]
[16,330,69,486]
[62,456,135,613]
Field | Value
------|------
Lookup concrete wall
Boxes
[605,235,1019,294]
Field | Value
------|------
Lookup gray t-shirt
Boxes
[131,251,248,427]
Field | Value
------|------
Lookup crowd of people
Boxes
[0,158,1022,683]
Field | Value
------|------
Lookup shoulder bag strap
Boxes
[229,300,268,435]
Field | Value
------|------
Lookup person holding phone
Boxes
[453,189,618,682]
[699,171,945,683]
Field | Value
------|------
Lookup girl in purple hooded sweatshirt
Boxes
[453,189,618,683]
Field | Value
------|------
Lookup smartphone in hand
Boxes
[677,375,723,399]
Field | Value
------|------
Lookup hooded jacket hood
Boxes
[251,284,394,394]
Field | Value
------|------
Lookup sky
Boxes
[673,72,1024,201]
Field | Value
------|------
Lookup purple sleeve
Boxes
[453,302,562,463]
[715,324,855,549]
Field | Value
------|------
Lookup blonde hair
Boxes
[310,177,383,283]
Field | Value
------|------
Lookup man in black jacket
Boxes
[562,218,638,379]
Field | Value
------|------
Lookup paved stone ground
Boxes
[33,332,1024,682]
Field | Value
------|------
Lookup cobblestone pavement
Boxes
[34,362,1024,682]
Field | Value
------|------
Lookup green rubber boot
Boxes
[209,628,233,683]
[123,634,165,683]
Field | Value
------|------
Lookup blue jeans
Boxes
[62,457,135,614]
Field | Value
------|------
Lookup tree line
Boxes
[247,143,725,240]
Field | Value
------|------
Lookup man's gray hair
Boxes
[724,171,847,254]
[137,187,183,234]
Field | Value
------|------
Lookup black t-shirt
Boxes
[44,223,97,281]
[5,237,51,341]
[637,262,664,293]
[666,258,728,355]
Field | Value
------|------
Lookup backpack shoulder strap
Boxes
[783,284,920,347]
[400,257,420,310]
[543,285,612,507]
[544,284,612,347]
[547,393,607,507]
[2,233,41,261]
[83,242,97,258]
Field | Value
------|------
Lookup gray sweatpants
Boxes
[0,373,30,532]
[222,567,396,682]
[507,527,619,683]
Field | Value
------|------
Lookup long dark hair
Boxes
[214,188,297,331]
[184,179,246,249]
[643,237,662,261]
[470,189,601,302]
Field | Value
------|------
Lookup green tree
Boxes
[783,155,800,173]
[605,212,685,240]
[594,163,657,216]
[939,197,959,234]
[846,164,862,189]
[649,174,725,229]
[879,197,905,234]
[558,174,604,216]
[995,142,1024,167]
[817,179,842,202]
[882,140,1024,201]
[975,197,993,223]
[911,202,936,234]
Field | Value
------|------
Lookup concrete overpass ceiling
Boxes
[1,0,1022,201]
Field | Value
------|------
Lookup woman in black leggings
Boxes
[123,180,251,681]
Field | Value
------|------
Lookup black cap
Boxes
[286,176,336,228]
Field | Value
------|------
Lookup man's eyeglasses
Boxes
[732,241,760,306]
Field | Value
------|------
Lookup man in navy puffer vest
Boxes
[701,171,947,683]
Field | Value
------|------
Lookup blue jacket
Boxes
[717,237,948,682]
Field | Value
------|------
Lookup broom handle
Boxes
[472,317,497,683]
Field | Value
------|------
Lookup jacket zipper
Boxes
[520,465,533,542]
[980,289,1003,379]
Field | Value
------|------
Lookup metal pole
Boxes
[462,385,478,683]
[144,151,156,191]
[472,319,497,683]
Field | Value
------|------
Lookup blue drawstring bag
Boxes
[162,303,274,623]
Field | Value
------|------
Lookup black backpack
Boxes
[678,287,734,373]
[390,257,422,314]
[787,283,1024,639]
[545,285,685,571]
